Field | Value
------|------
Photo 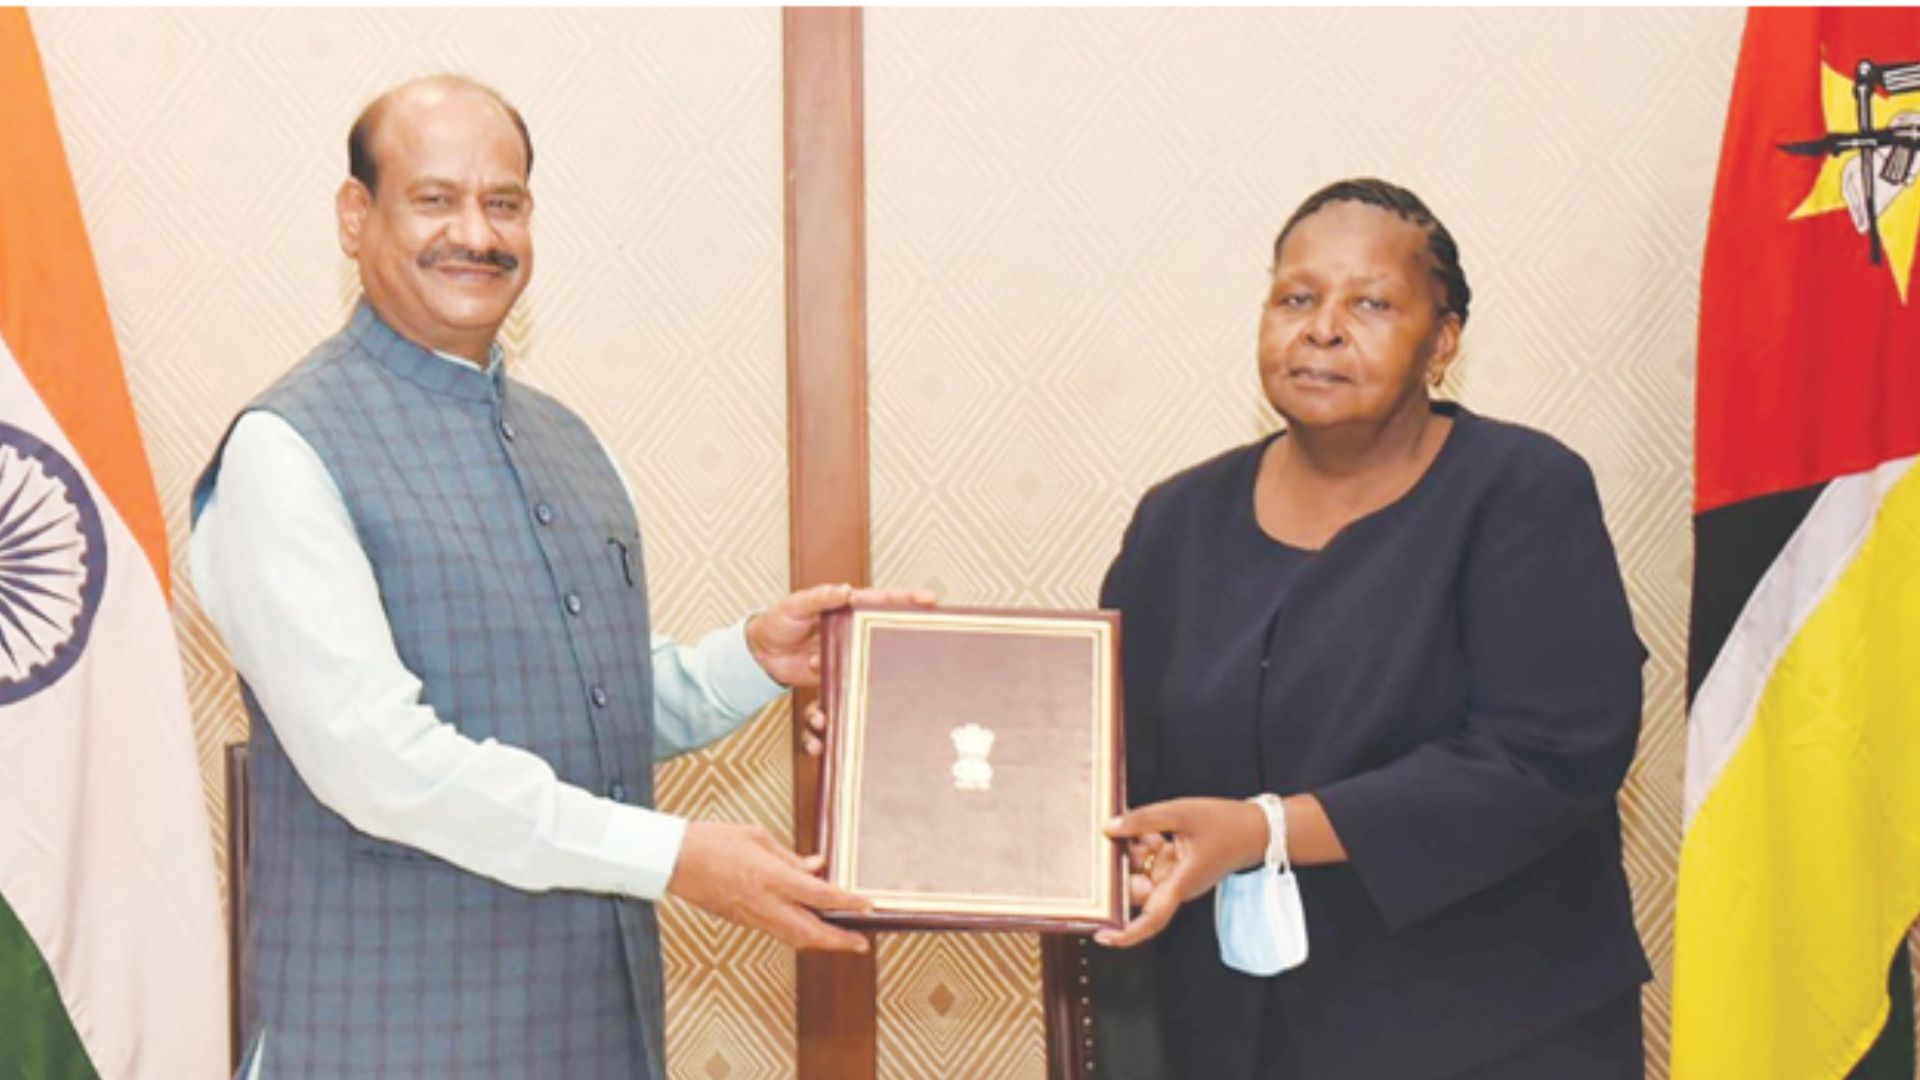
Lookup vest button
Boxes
[534,503,554,525]
[500,419,516,441]
[607,780,627,801]
[565,593,583,615]
[590,686,609,708]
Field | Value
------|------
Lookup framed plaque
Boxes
[816,603,1127,933]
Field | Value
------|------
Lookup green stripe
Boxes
[0,890,99,1080]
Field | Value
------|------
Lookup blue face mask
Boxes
[1214,795,1311,978]
[1214,864,1309,977]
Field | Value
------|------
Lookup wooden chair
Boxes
[1043,937,1093,1078]
[224,742,249,1072]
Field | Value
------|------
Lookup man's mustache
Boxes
[417,245,520,272]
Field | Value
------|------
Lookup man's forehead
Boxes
[370,81,523,156]
[388,78,501,115]
[381,86,510,137]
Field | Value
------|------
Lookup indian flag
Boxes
[0,10,226,1079]
[1673,9,1920,1079]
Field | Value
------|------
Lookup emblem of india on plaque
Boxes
[950,723,996,792]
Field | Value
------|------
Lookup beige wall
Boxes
[31,9,799,1079]
[865,9,1746,1078]
[35,7,1769,1079]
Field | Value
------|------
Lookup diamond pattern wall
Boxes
[31,10,794,1079]
[866,10,1746,1078]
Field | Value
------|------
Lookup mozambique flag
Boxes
[0,11,226,1078]
[1674,8,1920,1079]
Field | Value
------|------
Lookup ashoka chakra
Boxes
[0,423,108,704]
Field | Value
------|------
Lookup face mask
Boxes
[1214,863,1309,976]
[1213,793,1309,977]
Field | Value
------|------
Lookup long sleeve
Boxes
[193,410,769,900]
[649,625,782,758]
[1312,449,1646,932]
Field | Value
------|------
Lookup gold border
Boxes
[830,608,1116,921]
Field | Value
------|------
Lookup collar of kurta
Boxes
[343,298,506,404]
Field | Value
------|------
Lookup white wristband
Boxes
[1249,793,1289,873]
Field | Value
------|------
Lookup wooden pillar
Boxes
[783,9,877,1079]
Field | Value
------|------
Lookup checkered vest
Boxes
[201,302,664,1079]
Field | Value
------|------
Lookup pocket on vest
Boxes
[606,530,642,589]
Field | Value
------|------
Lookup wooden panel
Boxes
[784,9,878,1079]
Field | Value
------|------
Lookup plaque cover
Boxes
[816,604,1126,932]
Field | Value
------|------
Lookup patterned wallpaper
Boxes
[30,9,798,1079]
[865,9,1746,1078]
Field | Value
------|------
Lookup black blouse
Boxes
[1097,403,1651,1080]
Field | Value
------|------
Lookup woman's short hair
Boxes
[1272,178,1471,326]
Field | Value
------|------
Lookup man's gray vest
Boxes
[196,302,665,1079]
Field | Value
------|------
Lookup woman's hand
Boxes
[1095,797,1270,948]
[1121,831,1175,909]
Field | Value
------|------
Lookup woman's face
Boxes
[1257,201,1459,436]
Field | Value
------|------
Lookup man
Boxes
[191,75,915,1078]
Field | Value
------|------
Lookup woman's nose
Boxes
[1305,306,1345,347]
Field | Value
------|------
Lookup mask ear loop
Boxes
[1250,793,1289,874]
[1256,794,1311,973]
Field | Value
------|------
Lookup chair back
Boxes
[224,741,250,1071]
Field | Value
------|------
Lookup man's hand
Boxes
[1093,797,1269,949]
[745,583,938,688]
[667,821,873,952]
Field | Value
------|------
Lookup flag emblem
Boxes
[0,421,107,703]
[1782,57,1920,300]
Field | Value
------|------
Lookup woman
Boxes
[1091,179,1649,1079]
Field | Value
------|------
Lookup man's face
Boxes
[337,85,533,362]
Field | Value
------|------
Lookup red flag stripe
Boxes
[1696,7,1920,514]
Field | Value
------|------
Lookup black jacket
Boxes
[1093,404,1650,1080]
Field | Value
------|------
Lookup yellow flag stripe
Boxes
[1672,461,1920,1078]
[1685,459,1913,823]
